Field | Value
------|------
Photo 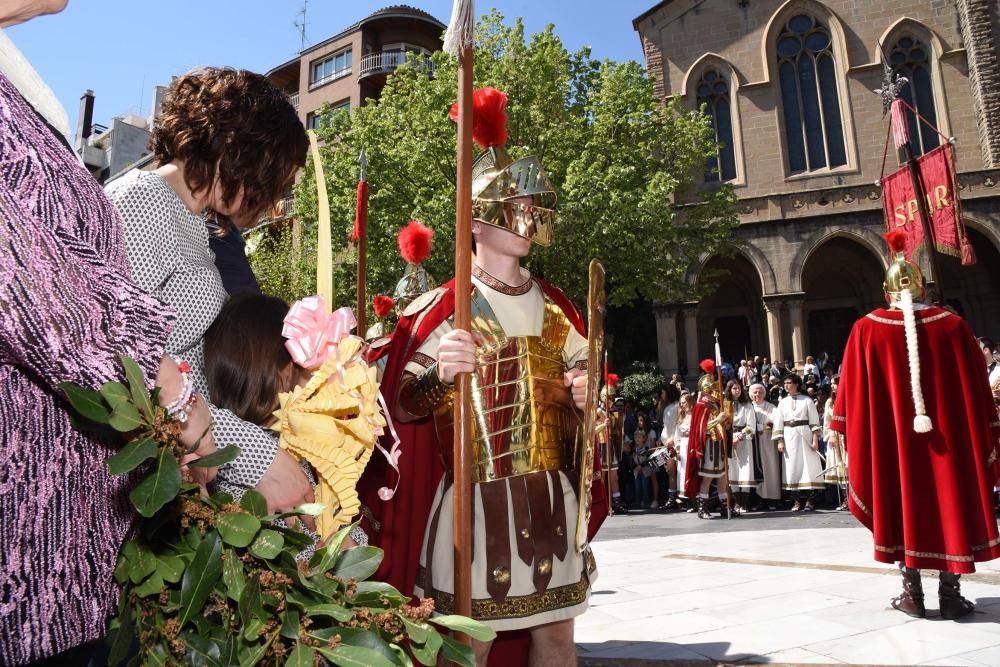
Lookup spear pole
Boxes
[355,148,368,332]
[445,0,476,638]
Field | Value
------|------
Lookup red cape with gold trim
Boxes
[830,306,1000,573]
[358,276,608,663]
[684,395,718,499]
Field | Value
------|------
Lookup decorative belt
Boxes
[784,420,811,427]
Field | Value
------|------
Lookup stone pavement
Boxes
[575,508,1000,666]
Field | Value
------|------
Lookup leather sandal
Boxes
[891,566,926,618]
[696,497,713,520]
[790,500,801,512]
[939,572,975,620]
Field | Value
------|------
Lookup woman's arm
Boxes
[0,187,173,391]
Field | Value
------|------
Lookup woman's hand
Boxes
[811,437,820,451]
[777,440,785,453]
[256,449,317,531]
[178,395,218,485]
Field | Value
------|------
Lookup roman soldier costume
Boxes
[358,88,606,639]
[684,363,730,519]
[830,231,1000,620]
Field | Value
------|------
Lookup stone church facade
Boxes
[633,0,1000,374]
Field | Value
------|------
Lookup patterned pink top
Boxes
[0,74,174,664]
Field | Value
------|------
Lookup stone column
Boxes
[681,303,700,377]
[787,296,807,371]
[653,306,680,375]
[761,296,785,365]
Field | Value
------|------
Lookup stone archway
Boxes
[938,226,1000,335]
[694,253,767,365]
[801,236,884,363]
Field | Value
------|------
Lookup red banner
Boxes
[882,143,975,265]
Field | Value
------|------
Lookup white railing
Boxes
[359,50,433,78]
[288,92,299,110]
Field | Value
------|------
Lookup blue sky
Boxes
[8,1,652,132]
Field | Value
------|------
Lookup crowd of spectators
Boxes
[614,353,848,515]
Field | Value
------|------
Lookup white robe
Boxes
[773,395,824,490]
[728,401,758,489]
[675,413,691,497]
[752,400,781,500]
[823,400,848,484]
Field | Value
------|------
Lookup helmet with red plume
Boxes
[449,87,557,247]
[393,220,436,315]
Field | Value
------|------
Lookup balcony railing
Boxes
[288,92,299,110]
[358,50,433,79]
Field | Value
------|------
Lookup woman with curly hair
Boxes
[106,68,313,517]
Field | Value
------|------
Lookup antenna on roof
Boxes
[294,0,310,51]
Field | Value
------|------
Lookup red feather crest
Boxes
[885,230,907,254]
[607,373,619,387]
[699,358,716,375]
[397,220,433,264]
[449,87,508,150]
[373,295,395,318]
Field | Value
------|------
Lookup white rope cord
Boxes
[900,288,933,433]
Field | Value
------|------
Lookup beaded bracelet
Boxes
[164,359,197,423]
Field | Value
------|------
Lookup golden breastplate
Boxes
[434,296,582,483]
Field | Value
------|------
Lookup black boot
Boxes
[939,572,975,620]
[718,496,732,519]
[891,565,925,618]
[696,496,713,520]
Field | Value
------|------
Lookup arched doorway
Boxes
[938,226,1000,335]
[802,236,884,364]
[695,254,766,364]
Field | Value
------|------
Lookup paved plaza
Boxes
[575,509,1000,666]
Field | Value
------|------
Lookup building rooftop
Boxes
[266,5,445,77]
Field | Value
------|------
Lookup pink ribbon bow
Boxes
[282,296,357,370]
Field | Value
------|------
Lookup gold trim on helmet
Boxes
[471,145,557,247]
[883,252,925,302]
[697,373,717,396]
[394,263,435,316]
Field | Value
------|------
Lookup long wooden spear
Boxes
[353,148,368,332]
[444,0,475,637]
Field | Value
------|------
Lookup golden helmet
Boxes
[472,145,557,247]
[453,87,556,247]
[883,231,924,301]
[697,373,717,396]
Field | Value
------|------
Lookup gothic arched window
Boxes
[776,14,847,173]
[697,70,737,182]
[890,36,940,157]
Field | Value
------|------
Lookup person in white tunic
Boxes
[773,373,823,511]
[671,393,694,510]
[822,376,848,509]
[749,384,781,509]
[659,384,681,508]
[726,381,757,514]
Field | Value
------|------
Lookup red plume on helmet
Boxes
[885,230,907,254]
[699,358,716,375]
[607,373,619,387]
[449,87,509,150]
[397,219,433,264]
[372,295,395,318]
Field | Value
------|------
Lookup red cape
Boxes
[830,306,1000,573]
[359,277,608,664]
[684,396,716,499]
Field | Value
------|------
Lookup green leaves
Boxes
[58,383,110,423]
[431,615,497,642]
[332,546,382,581]
[441,635,477,667]
[178,530,223,627]
[217,512,262,548]
[240,490,268,517]
[249,530,284,560]
[108,400,144,432]
[317,646,397,667]
[129,446,181,517]
[222,549,247,602]
[284,644,315,667]
[187,445,242,468]
[106,437,156,474]
[120,354,155,418]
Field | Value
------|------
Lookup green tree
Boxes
[266,11,738,315]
